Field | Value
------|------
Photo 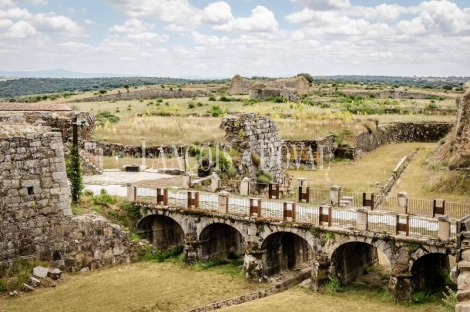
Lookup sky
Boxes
[0,0,469,78]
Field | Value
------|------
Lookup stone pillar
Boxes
[397,192,408,214]
[438,216,451,241]
[240,177,251,196]
[311,252,330,292]
[297,178,308,187]
[318,145,324,170]
[127,183,136,202]
[218,191,230,214]
[356,208,368,231]
[329,185,341,206]
[141,140,147,170]
[182,173,191,189]
[389,274,413,302]
[183,233,200,265]
[243,241,266,282]
[211,174,221,193]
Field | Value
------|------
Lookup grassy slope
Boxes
[0,262,258,312]
[289,143,430,192]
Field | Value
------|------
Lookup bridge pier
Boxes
[183,232,201,265]
[243,242,266,282]
[311,252,330,292]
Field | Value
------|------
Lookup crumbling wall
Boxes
[0,125,133,270]
[249,88,299,102]
[75,89,208,102]
[267,76,310,94]
[229,75,251,95]
[220,114,284,184]
[314,90,450,100]
[450,92,470,170]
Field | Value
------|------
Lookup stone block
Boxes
[33,266,49,278]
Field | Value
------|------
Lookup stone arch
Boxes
[261,231,314,276]
[199,223,245,260]
[137,214,185,250]
[411,252,450,291]
[330,241,383,284]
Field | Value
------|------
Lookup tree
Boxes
[66,146,84,203]
[124,84,130,93]
[297,73,314,83]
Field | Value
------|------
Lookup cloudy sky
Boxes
[0,0,469,77]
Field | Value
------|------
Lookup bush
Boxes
[143,245,184,263]
[188,103,195,109]
[209,96,216,101]
[208,105,224,117]
[96,110,120,123]
[91,189,117,207]
[443,85,453,91]
[256,170,273,184]
[323,277,342,294]
[66,146,83,203]
[99,89,107,94]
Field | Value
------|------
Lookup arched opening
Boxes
[137,215,184,250]
[331,242,391,285]
[199,223,244,260]
[261,232,313,276]
[411,253,450,291]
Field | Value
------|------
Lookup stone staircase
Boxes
[339,196,354,207]
[80,150,103,175]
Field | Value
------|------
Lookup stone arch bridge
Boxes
[128,186,457,302]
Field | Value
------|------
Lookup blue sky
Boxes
[0,0,469,77]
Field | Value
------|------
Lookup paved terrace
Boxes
[127,184,461,301]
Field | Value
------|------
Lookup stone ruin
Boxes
[249,76,310,102]
[229,75,251,95]
[220,113,291,192]
[450,91,470,170]
[0,120,137,271]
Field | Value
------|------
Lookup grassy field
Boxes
[0,262,259,312]
[392,147,470,203]
[288,143,430,192]
[226,287,444,312]
[0,261,449,312]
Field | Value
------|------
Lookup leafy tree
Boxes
[297,73,314,83]
[66,146,84,203]
[124,84,130,93]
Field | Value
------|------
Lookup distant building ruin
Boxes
[249,76,310,102]
[229,75,251,95]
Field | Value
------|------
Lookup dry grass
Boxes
[288,143,429,192]
[225,287,441,312]
[103,156,199,170]
[0,262,259,312]
[392,146,470,203]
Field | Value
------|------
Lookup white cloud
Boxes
[1,20,36,38]
[289,0,350,11]
[109,18,155,33]
[347,4,408,23]
[124,32,169,43]
[84,20,97,25]
[213,5,279,32]
[102,0,201,27]
[164,23,191,32]
[0,0,47,8]
[202,1,233,25]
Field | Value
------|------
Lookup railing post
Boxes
[250,198,261,218]
[362,193,375,209]
[329,185,341,206]
[397,192,408,214]
[240,177,251,196]
[438,216,451,241]
[356,208,368,231]
[396,214,409,236]
[433,199,446,218]
[156,188,168,206]
[211,174,221,193]
[218,191,230,214]
[319,205,332,227]
[283,202,296,222]
[187,191,199,209]
[269,182,280,200]
[127,183,136,202]
[182,173,192,189]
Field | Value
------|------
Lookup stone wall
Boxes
[267,76,310,94]
[450,92,470,170]
[220,114,284,184]
[249,88,299,102]
[75,89,209,102]
[0,124,134,270]
[315,90,450,100]
[338,122,453,160]
[229,75,251,95]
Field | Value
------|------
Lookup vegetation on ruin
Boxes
[0,259,49,293]
[66,145,84,203]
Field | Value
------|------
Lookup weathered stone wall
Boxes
[220,114,284,184]
[338,122,453,160]
[75,89,209,102]
[450,92,470,170]
[249,88,299,102]
[267,76,310,94]
[229,75,251,95]
[0,125,135,271]
[315,90,450,100]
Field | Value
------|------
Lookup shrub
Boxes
[256,170,273,184]
[209,96,216,101]
[443,85,453,91]
[99,89,107,94]
[143,245,184,263]
[66,146,83,203]
[197,102,203,107]
[90,189,117,207]
[188,103,195,109]
[208,105,224,117]
[96,111,120,123]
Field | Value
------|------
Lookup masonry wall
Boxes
[75,89,208,102]
[0,125,136,270]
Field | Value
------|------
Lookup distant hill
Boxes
[0,69,125,79]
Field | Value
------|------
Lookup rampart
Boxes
[75,89,209,102]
